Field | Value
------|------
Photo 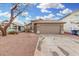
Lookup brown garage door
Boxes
[36,23,61,34]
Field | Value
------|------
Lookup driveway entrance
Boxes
[34,34,79,56]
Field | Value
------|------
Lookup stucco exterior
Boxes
[32,20,65,34]
[60,10,79,33]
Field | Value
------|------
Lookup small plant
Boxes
[8,29,18,34]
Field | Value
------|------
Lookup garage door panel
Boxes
[36,24,61,34]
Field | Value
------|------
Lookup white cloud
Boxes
[13,17,24,25]
[45,14,55,18]
[25,17,31,20]
[37,3,65,9]
[41,9,51,13]
[56,8,72,17]
[37,3,49,9]
[25,17,32,24]
[0,12,10,18]
[36,16,41,19]
[56,4,65,9]
[36,14,55,19]
[60,8,72,15]
[0,12,11,22]
[56,13,63,16]
[0,11,29,19]
[21,12,29,16]
[37,3,65,13]
[36,13,61,20]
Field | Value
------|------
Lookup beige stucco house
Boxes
[30,19,65,34]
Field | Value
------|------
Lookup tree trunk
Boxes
[1,29,7,36]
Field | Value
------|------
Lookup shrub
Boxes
[8,29,18,34]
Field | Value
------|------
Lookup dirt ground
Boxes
[0,33,38,56]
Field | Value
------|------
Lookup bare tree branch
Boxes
[4,3,19,29]
[4,3,30,29]
[0,3,31,36]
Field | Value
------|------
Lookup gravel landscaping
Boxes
[0,33,38,56]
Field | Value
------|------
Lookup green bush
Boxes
[8,29,18,34]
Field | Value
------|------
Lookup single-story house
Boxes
[31,19,65,34]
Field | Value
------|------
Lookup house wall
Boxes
[61,10,79,33]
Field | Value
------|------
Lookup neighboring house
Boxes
[0,20,25,33]
[60,10,79,33]
[25,23,32,32]
[30,19,65,34]
[13,22,25,32]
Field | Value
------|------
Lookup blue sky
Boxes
[0,3,79,24]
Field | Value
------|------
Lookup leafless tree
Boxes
[0,3,31,36]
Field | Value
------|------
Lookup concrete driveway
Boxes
[34,34,79,56]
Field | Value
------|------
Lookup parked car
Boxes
[77,30,79,35]
[71,30,79,36]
